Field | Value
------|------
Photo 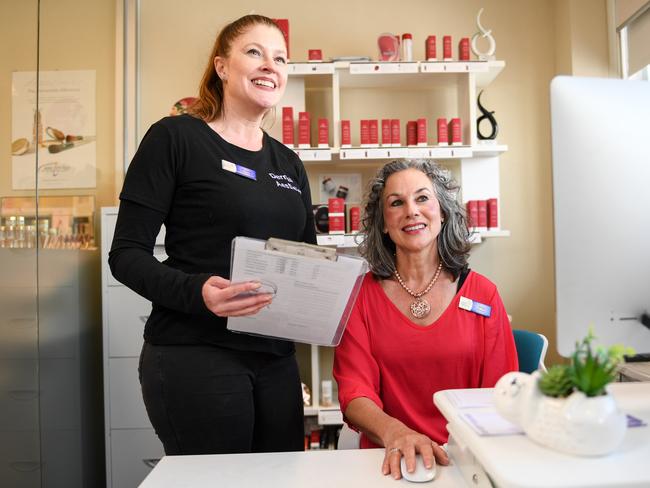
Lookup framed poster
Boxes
[11,70,96,189]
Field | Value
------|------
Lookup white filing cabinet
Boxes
[101,207,165,488]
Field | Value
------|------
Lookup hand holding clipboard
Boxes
[228,237,367,346]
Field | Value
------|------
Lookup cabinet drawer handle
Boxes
[139,315,149,324]
[9,390,39,401]
[10,461,40,472]
[142,458,161,469]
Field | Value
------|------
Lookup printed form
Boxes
[227,237,367,346]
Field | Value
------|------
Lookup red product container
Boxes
[381,119,391,146]
[308,49,322,61]
[449,117,462,145]
[369,119,379,145]
[360,120,370,145]
[391,119,401,145]
[437,118,448,145]
[309,430,321,449]
[349,206,361,233]
[417,118,427,145]
[425,35,437,61]
[282,107,294,146]
[318,118,329,147]
[341,120,351,146]
[443,35,452,60]
[272,19,290,60]
[459,37,470,61]
[477,200,488,229]
[406,121,417,146]
[328,215,345,234]
[466,200,478,228]
[298,112,310,147]
[488,198,498,229]
[328,197,345,214]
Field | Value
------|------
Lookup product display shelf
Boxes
[297,144,508,164]
[318,230,509,249]
[282,59,506,154]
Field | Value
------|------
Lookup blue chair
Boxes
[513,329,548,374]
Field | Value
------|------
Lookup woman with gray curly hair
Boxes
[334,160,518,480]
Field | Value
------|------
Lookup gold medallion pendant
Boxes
[410,298,431,319]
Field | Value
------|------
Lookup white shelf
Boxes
[289,62,335,75]
[316,234,364,248]
[304,406,319,416]
[471,143,508,157]
[293,148,332,161]
[317,231,508,248]
[349,61,419,74]
[419,60,489,73]
[297,145,505,162]
[304,405,344,425]
[330,60,505,89]
[338,146,472,160]
[469,229,511,244]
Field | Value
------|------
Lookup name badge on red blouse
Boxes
[459,296,492,317]
[222,159,256,181]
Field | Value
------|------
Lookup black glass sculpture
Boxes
[477,90,498,140]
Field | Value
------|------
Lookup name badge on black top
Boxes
[222,159,256,181]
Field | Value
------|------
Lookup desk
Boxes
[619,362,650,382]
[139,448,465,487]
[434,382,650,488]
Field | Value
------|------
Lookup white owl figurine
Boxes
[494,371,627,456]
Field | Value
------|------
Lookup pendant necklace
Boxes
[394,262,443,319]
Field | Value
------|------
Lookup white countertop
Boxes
[434,381,650,488]
[139,448,465,488]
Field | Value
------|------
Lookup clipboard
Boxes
[227,236,367,346]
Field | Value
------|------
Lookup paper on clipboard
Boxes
[227,237,367,346]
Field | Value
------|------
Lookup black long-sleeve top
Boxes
[109,114,316,355]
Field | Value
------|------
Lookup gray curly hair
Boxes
[359,159,471,280]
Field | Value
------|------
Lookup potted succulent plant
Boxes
[494,329,634,456]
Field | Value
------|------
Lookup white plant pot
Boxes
[494,372,627,456]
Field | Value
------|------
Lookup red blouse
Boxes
[333,271,518,448]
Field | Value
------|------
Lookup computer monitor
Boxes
[550,76,650,357]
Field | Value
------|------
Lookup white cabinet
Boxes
[109,429,164,488]
[101,208,344,484]
[101,208,164,488]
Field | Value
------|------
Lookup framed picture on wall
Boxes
[11,70,96,189]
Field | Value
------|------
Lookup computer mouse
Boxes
[400,454,436,483]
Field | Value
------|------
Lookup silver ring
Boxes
[388,447,400,455]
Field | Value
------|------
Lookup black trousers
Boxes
[139,343,305,455]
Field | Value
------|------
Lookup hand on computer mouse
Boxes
[382,423,448,480]
[400,454,436,483]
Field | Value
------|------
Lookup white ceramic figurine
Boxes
[494,371,627,456]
